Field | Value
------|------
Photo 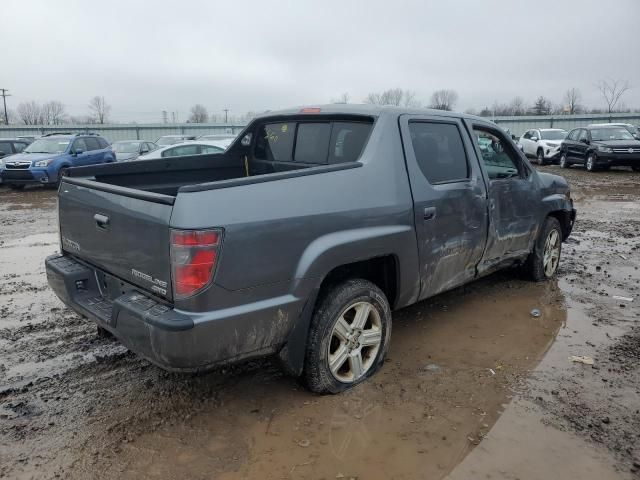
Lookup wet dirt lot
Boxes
[0,166,639,479]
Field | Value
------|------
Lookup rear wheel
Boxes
[524,217,562,281]
[585,153,597,172]
[559,153,569,168]
[537,149,546,165]
[304,279,392,394]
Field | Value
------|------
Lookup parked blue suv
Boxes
[0,132,115,189]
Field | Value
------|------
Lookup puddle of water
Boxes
[87,277,568,480]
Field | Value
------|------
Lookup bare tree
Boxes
[509,97,526,116]
[402,90,420,108]
[189,104,209,123]
[42,101,66,125]
[596,79,630,113]
[563,88,582,114]
[331,92,350,104]
[429,89,458,111]
[364,88,418,107]
[88,96,111,124]
[17,101,43,125]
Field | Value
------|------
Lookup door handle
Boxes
[94,213,109,229]
[423,207,436,221]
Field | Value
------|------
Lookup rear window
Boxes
[255,122,295,162]
[255,120,372,165]
[294,123,331,163]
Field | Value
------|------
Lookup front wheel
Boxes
[304,279,392,394]
[559,153,569,168]
[524,217,562,281]
[56,167,69,187]
[585,154,597,172]
[537,149,546,165]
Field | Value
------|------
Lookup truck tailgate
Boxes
[58,179,174,301]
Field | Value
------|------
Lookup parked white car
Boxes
[137,139,233,160]
[518,128,567,165]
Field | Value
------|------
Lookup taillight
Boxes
[170,229,223,299]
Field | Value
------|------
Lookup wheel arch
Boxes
[277,253,401,377]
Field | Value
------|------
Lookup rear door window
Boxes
[294,123,331,164]
[255,123,295,161]
[409,122,469,184]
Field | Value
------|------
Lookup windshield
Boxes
[24,138,70,154]
[590,128,634,141]
[113,141,140,153]
[540,130,567,141]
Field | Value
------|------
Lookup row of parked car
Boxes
[516,122,640,172]
[0,133,235,189]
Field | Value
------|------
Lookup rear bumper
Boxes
[45,253,304,371]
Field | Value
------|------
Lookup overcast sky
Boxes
[3,0,639,123]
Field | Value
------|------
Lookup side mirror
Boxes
[531,136,538,142]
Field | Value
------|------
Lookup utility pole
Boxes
[223,109,229,123]
[0,89,10,125]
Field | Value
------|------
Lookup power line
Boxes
[1,89,11,125]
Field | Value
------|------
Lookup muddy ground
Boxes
[0,165,638,479]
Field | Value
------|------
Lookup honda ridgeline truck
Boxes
[46,105,576,393]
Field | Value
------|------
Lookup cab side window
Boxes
[409,121,469,184]
[577,129,589,143]
[72,138,88,153]
[523,131,532,140]
[473,127,523,180]
[567,130,579,141]
[85,138,101,151]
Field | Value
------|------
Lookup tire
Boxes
[537,149,546,165]
[9,184,25,190]
[632,166,640,172]
[559,153,569,169]
[585,153,597,172]
[56,167,69,187]
[304,279,392,394]
[524,217,563,282]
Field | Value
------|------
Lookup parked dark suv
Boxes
[559,125,640,172]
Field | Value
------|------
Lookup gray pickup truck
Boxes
[46,105,576,393]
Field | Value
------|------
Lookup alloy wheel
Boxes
[543,229,561,277]
[328,301,382,383]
